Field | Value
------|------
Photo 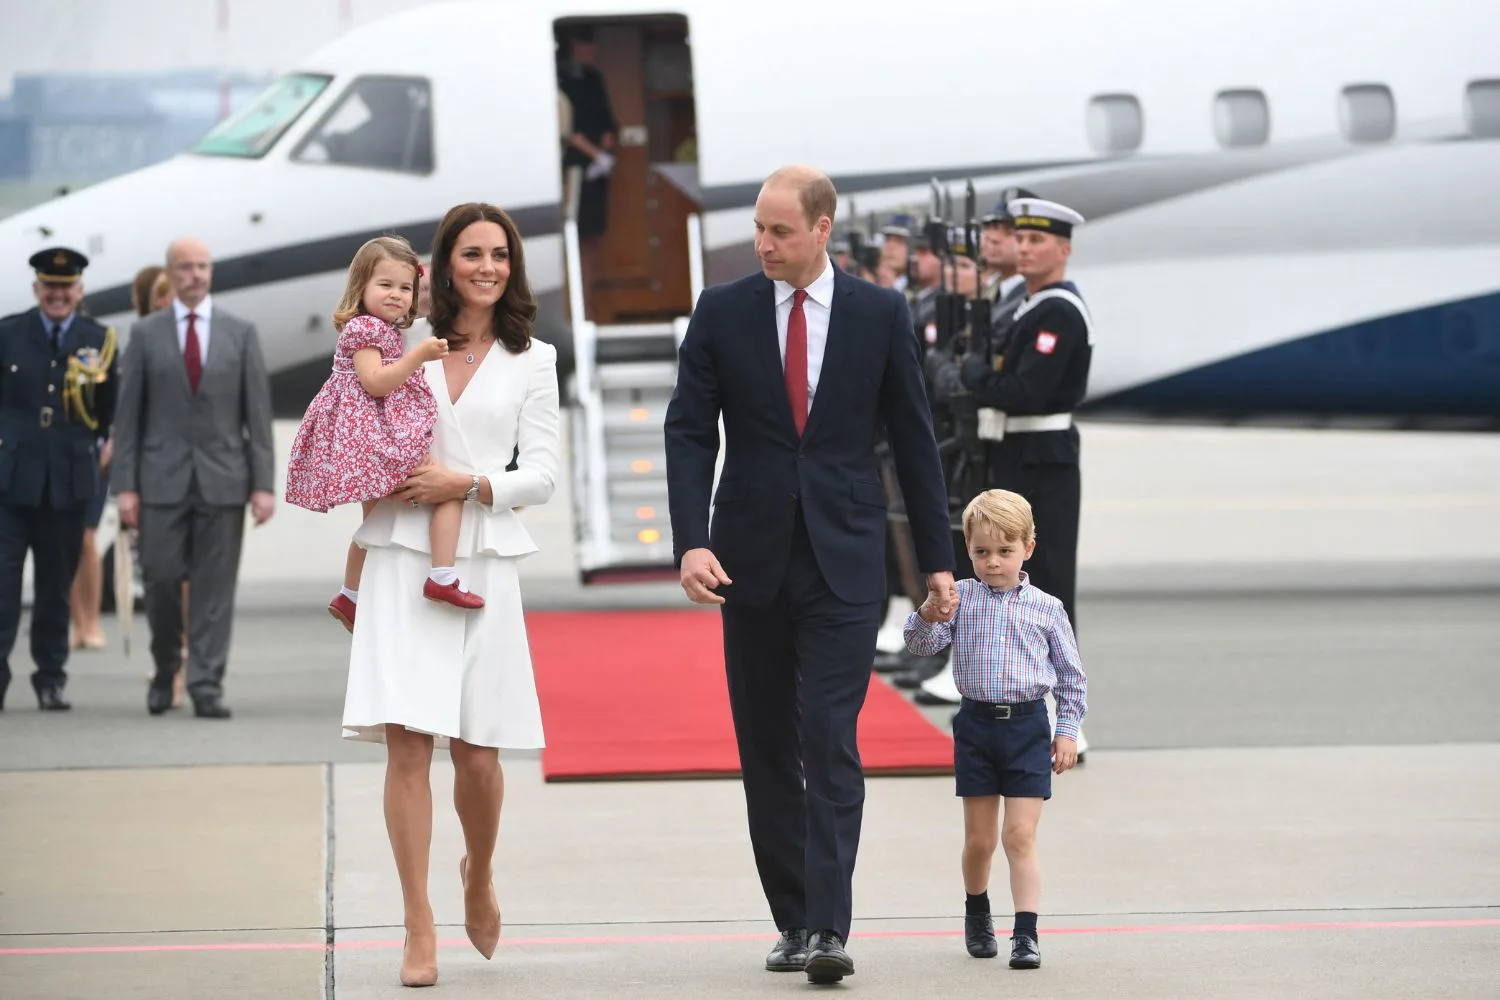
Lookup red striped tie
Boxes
[785,289,808,436]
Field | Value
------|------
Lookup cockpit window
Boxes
[291,76,434,174]
[192,73,333,158]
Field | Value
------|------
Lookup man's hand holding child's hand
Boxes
[918,594,958,624]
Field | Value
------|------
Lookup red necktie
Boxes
[184,312,202,393]
[785,289,808,436]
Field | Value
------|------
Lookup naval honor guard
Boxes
[958,197,1093,758]
[0,248,118,711]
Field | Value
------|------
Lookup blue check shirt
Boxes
[903,572,1088,742]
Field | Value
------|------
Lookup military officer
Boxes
[0,247,119,711]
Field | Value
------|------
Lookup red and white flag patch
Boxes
[1035,331,1058,355]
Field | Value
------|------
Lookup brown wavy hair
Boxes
[427,202,536,354]
[332,235,422,331]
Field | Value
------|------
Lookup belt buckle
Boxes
[994,704,1011,720]
[39,406,53,428]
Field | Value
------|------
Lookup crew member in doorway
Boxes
[0,247,118,712]
[557,26,619,317]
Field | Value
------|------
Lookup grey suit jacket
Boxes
[111,304,275,507]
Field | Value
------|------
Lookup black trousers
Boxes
[0,500,85,695]
[994,461,1082,632]
[720,508,882,941]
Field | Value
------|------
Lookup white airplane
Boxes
[2,0,1498,582]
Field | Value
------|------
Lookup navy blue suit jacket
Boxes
[664,263,954,606]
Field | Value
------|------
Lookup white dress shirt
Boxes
[773,256,836,415]
[174,295,212,365]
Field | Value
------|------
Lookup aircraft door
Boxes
[555,15,699,325]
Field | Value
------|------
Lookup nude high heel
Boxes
[459,855,501,960]
[400,929,438,987]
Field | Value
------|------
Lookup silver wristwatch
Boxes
[464,474,480,502]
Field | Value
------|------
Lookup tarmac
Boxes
[2,420,1498,999]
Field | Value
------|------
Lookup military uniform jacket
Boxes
[0,307,118,509]
[959,281,1092,467]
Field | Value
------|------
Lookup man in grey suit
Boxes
[112,237,276,718]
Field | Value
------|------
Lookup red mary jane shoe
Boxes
[423,578,485,610]
[328,593,356,632]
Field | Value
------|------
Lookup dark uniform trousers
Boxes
[0,307,116,699]
[984,431,1082,630]
[0,487,86,694]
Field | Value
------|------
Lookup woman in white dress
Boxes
[340,202,560,988]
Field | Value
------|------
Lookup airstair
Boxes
[561,170,708,583]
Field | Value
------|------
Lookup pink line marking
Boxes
[3,918,1496,957]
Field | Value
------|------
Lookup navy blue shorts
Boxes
[953,697,1052,799]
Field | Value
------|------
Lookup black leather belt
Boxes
[961,697,1045,720]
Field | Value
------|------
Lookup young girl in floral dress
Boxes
[285,236,484,630]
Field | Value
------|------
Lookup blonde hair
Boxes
[333,236,421,331]
[962,489,1035,544]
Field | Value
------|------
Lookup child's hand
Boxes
[414,336,449,362]
[1051,736,1078,773]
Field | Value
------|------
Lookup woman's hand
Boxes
[392,458,466,505]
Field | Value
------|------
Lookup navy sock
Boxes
[1014,911,1038,938]
[965,891,990,916]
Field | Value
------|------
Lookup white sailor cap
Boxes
[1006,197,1085,238]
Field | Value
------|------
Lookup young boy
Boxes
[903,489,1087,969]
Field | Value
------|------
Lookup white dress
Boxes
[340,338,560,751]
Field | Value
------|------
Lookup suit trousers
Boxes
[0,499,85,694]
[138,480,245,700]
[720,506,882,942]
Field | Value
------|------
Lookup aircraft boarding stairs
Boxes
[561,203,712,584]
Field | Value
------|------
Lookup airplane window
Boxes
[291,76,433,174]
[1086,93,1143,154]
[1465,79,1500,138]
[193,73,332,159]
[1213,89,1270,147]
[1339,84,1396,143]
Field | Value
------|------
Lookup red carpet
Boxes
[526,608,954,782]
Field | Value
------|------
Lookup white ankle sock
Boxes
[340,587,358,603]
[429,567,457,586]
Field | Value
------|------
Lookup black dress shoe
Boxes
[965,913,998,958]
[804,930,854,984]
[1009,933,1040,969]
[764,928,808,972]
[871,651,906,673]
[192,696,233,719]
[36,686,71,711]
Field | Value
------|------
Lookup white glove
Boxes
[586,150,615,180]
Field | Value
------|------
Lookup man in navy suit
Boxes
[664,164,956,984]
